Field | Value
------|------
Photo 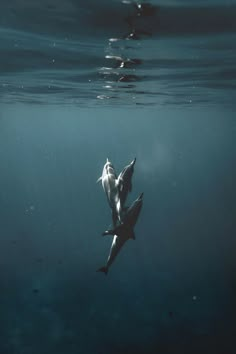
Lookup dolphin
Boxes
[97,193,143,275]
[117,158,136,212]
[103,192,143,240]
[97,158,122,227]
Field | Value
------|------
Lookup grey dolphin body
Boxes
[117,158,136,213]
[97,159,122,226]
[97,193,143,275]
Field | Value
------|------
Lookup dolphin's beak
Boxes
[131,157,136,166]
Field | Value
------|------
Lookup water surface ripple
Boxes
[1,0,236,107]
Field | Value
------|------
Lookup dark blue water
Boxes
[0,1,236,353]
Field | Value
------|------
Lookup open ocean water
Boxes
[0,1,236,353]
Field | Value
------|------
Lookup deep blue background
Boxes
[0,106,235,353]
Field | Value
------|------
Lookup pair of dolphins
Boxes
[97,158,143,275]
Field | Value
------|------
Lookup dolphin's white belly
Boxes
[100,159,122,224]
[102,174,119,209]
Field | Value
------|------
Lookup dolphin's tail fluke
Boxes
[96,266,108,275]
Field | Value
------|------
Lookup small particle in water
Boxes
[192,295,197,301]
[169,311,174,318]
[52,59,55,63]
[33,288,40,294]
[25,205,35,214]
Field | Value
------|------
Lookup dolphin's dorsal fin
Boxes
[96,176,102,183]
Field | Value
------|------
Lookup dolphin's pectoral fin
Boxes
[96,266,108,275]
[96,176,102,183]
[102,230,114,236]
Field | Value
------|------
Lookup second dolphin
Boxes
[97,193,143,275]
